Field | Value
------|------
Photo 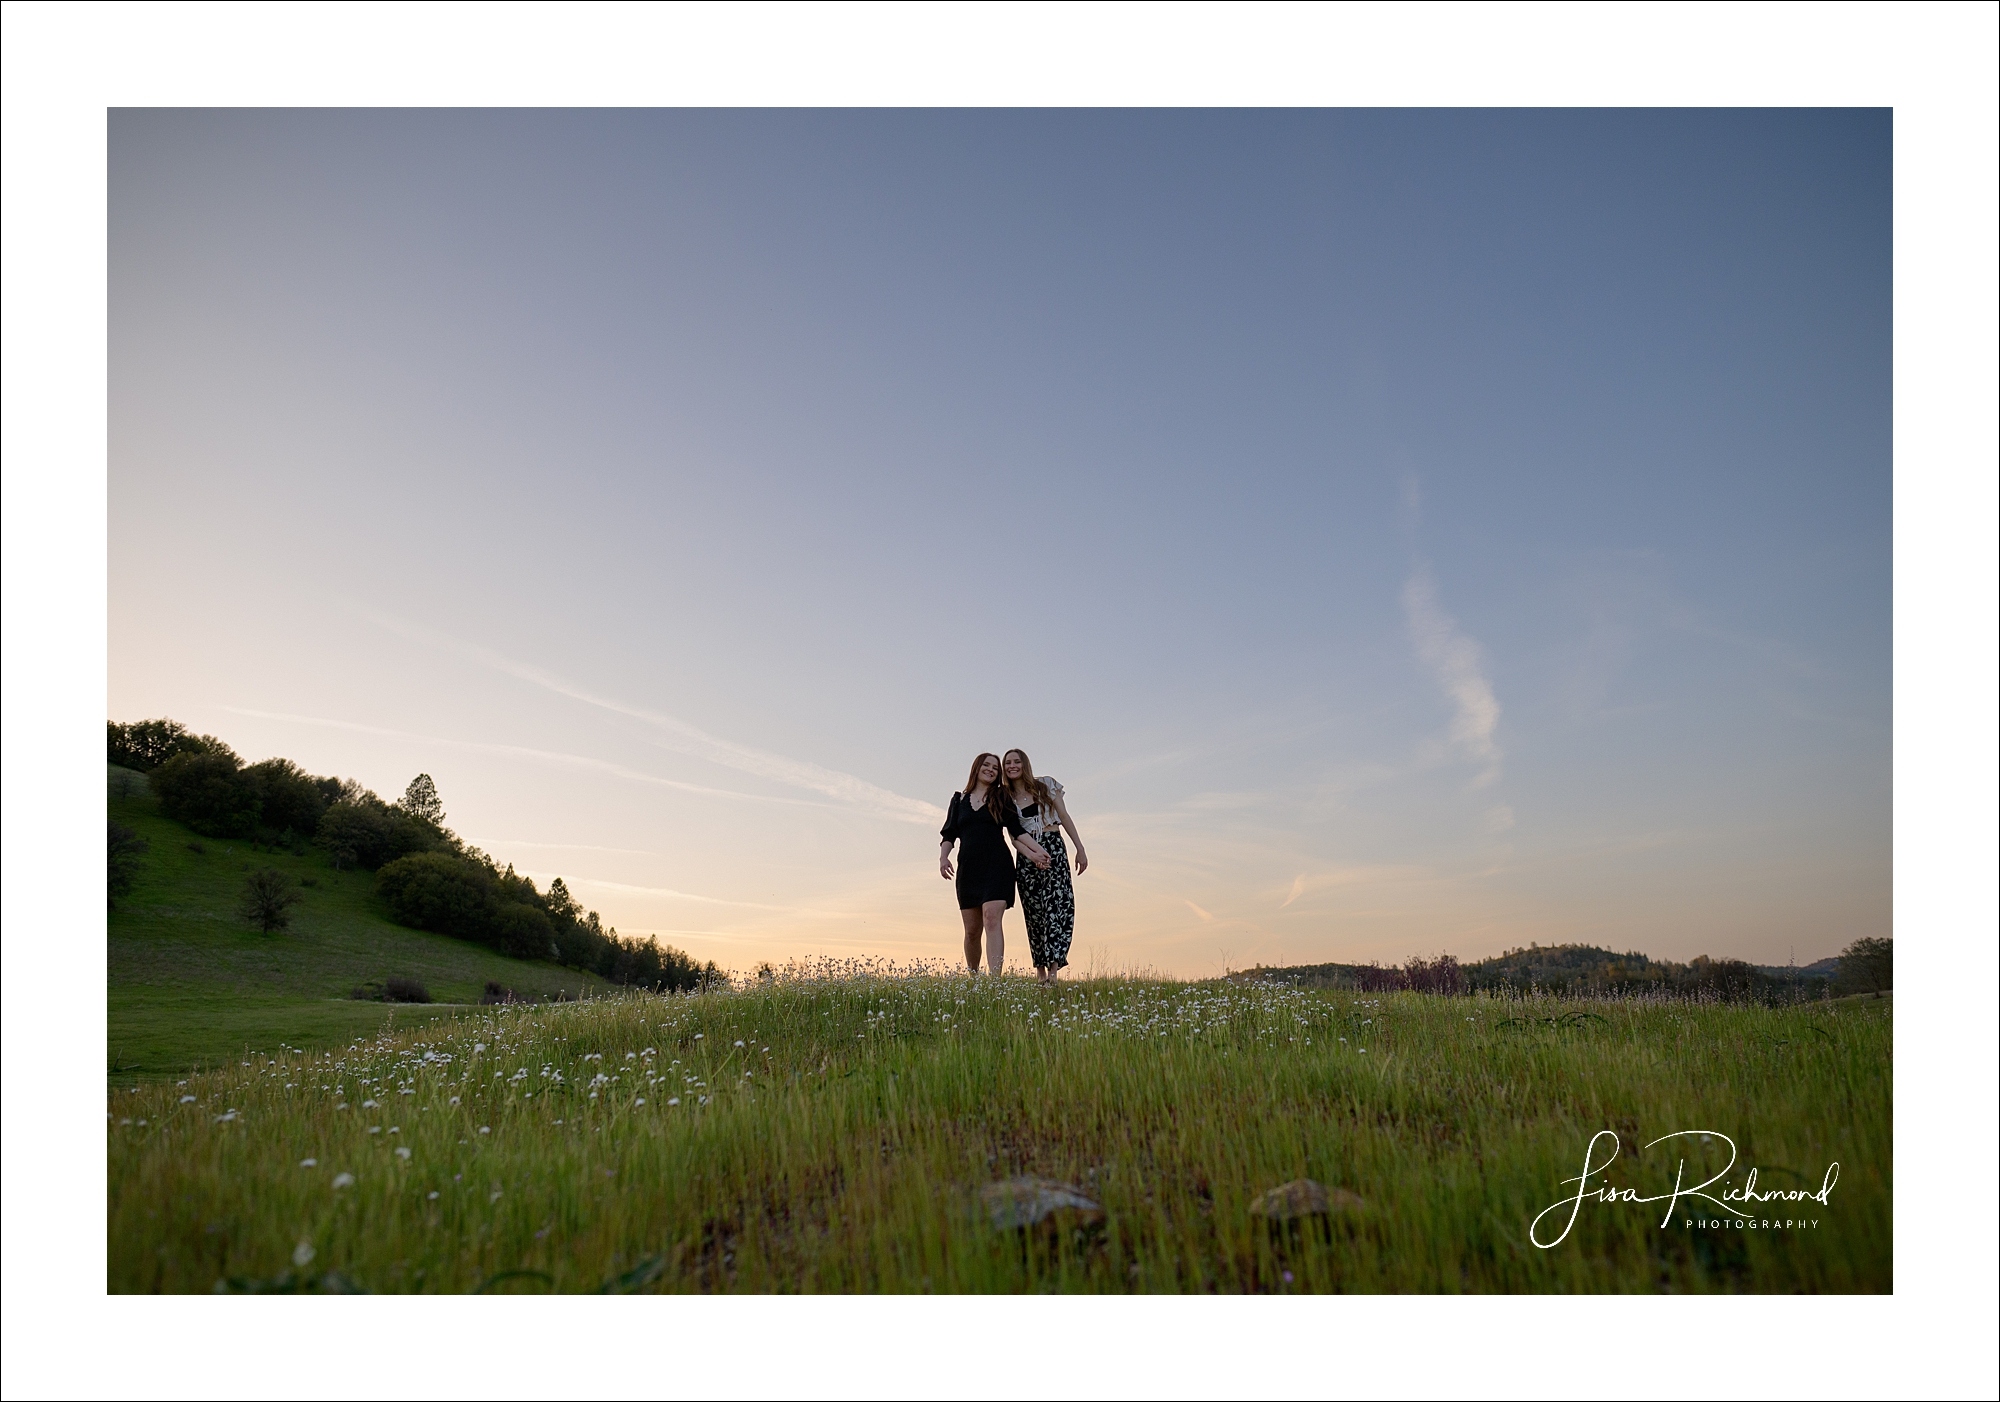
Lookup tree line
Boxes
[108,718,720,992]
[1238,939,1892,1003]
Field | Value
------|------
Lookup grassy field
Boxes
[107,971,1891,1293]
[108,769,613,1078]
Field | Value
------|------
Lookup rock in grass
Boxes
[1248,1178,1365,1222]
[980,1176,1104,1233]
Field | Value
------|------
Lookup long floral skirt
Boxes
[1016,829,1075,970]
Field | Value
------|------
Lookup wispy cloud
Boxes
[1270,863,1434,912]
[1185,898,1215,922]
[464,840,662,858]
[223,707,844,814]
[530,873,848,916]
[366,613,944,824]
[1402,567,1503,786]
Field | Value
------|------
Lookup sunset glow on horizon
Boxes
[109,109,1890,976]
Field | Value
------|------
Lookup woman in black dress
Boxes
[939,752,1050,974]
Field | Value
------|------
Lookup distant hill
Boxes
[1233,942,1843,1003]
[1758,957,1842,979]
[108,766,615,1078]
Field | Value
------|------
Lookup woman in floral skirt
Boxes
[1000,749,1087,983]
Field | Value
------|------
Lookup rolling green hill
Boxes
[108,766,614,1078]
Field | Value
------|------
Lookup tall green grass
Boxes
[108,971,1890,1293]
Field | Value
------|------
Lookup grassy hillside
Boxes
[108,767,613,1078]
[109,974,1891,1293]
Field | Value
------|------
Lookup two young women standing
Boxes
[937,748,1087,983]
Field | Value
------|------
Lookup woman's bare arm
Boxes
[1011,833,1052,869]
[1051,790,1087,874]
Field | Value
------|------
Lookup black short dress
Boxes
[940,791,1024,911]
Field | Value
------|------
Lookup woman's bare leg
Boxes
[960,907,983,972]
[982,901,1007,975]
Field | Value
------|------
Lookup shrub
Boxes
[246,758,330,840]
[1835,937,1892,995]
[377,851,553,960]
[107,718,233,772]
[152,750,262,837]
[108,821,148,907]
[1403,954,1464,995]
[108,766,150,799]
[239,868,304,933]
[350,978,430,1003]
[315,800,443,872]
[376,850,488,928]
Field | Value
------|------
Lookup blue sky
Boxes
[109,109,1890,973]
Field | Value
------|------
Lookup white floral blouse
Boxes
[1015,777,1064,837]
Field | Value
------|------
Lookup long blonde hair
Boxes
[1002,749,1055,817]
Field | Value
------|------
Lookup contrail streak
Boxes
[366,613,944,824]
[223,707,846,814]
